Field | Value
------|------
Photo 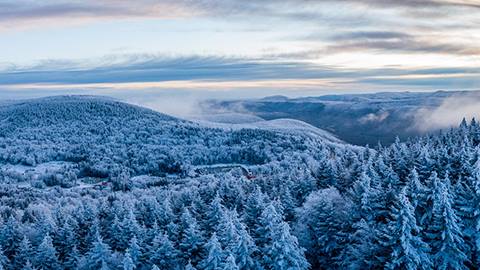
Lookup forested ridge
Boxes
[0,96,479,269]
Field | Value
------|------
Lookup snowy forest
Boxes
[0,96,480,270]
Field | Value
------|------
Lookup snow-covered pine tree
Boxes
[199,233,225,270]
[84,232,112,269]
[14,236,33,269]
[385,189,432,270]
[224,253,240,270]
[34,234,60,269]
[0,216,21,259]
[231,221,258,270]
[266,222,309,270]
[296,188,352,269]
[260,203,309,270]
[148,232,178,269]
[179,210,205,266]
[428,176,469,270]
[123,253,135,270]
[127,236,142,267]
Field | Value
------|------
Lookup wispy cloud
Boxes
[327,31,480,56]
[1,0,479,94]
[1,54,479,92]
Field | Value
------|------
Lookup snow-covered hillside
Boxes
[195,117,344,145]
[1,95,478,270]
[0,95,348,182]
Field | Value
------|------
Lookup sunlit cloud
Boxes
[0,0,479,95]
[1,54,479,93]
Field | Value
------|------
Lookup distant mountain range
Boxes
[200,90,480,145]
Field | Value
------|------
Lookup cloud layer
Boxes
[1,54,479,92]
[0,0,479,94]
[414,92,480,132]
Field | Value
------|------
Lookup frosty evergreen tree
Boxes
[179,210,205,265]
[34,234,60,269]
[199,233,225,270]
[123,253,135,270]
[148,233,178,269]
[428,177,469,269]
[385,189,432,270]
[260,203,309,270]
[84,233,112,269]
[15,236,33,269]
[224,253,240,270]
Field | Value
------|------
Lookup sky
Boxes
[1,0,480,100]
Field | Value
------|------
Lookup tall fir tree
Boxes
[148,232,178,269]
[199,233,225,270]
[123,253,135,270]
[224,253,240,270]
[0,216,21,259]
[179,210,205,266]
[264,223,309,270]
[385,189,432,270]
[260,203,309,270]
[14,236,33,269]
[34,234,60,269]
[427,177,469,270]
[84,232,112,270]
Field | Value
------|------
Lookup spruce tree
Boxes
[199,233,225,270]
[123,253,135,270]
[406,168,427,210]
[84,232,112,269]
[34,234,60,269]
[470,157,480,265]
[260,203,309,270]
[54,218,77,263]
[243,186,267,233]
[217,210,240,252]
[0,216,21,259]
[264,223,309,270]
[127,236,141,267]
[15,236,33,269]
[428,178,469,269]
[232,223,257,270]
[120,210,141,251]
[206,194,225,233]
[179,210,205,266]
[63,245,80,270]
[385,189,432,270]
[344,219,377,269]
[224,253,239,270]
[149,233,178,269]
[296,188,352,269]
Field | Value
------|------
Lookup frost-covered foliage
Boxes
[0,96,479,270]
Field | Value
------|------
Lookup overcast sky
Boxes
[1,0,480,98]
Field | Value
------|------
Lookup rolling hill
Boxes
[200,90,480,145]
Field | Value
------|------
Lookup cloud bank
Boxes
[414,92,480,132]
[1,54,479,92]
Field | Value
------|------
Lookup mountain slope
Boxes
[195,117,343,144]
[0,95,347,181]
